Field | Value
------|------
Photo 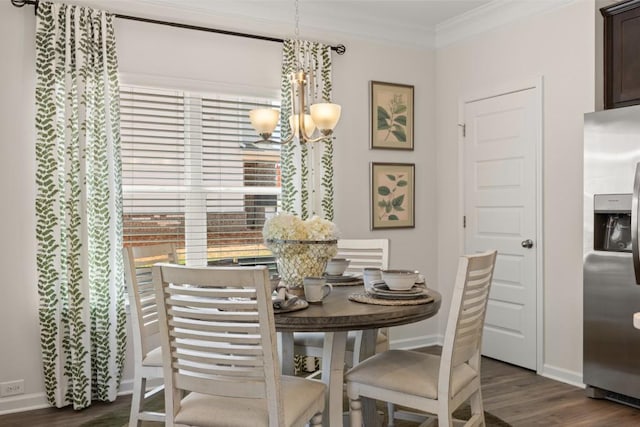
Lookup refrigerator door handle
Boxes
[632,162,640,284]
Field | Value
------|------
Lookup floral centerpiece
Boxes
[263,213,339,289]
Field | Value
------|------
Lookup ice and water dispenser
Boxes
[593,194,632,252]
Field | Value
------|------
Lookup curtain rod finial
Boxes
[11,0,38,14]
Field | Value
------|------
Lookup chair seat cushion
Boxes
[142,346,162,367]
[173,375,325,427]
[345,350,477,400]
[295,330,388,350]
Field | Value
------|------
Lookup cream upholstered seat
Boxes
[346,250,497,427]
[153,263,326,427]
[123,243,177,426]
[293,239,390,369]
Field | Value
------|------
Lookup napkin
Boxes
[273,286,299,310]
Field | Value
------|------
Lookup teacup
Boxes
[363,267,382,292]
[303,276,332,303]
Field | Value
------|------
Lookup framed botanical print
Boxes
[370,162,415,229]
[370,81,414,150]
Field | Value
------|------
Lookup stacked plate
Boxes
[368,280,430,300]
[324,273,362,285]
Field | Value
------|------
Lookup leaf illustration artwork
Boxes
[376,172,409,221]
[377,93,407,143]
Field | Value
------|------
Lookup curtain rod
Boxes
[11,0,347,55]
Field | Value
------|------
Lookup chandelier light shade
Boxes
[310,103,341,135]
[289,113,316,137]
[249,108,279,141]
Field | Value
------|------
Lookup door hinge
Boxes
[463,216,466,228]
[458,123,466,137]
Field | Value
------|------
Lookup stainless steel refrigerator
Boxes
[584,104,640,404]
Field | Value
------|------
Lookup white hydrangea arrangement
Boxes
[263,213,339,287]
[262,213,339,241]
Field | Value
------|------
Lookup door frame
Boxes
[457,76,545,374]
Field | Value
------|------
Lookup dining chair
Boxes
[293,238,391,372]
[123,243,177,427]
[153,263,326,427]
[345,250,498,427]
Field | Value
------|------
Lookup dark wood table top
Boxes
[274,286,441,332]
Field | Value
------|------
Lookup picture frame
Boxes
[370,81,414,150]
[370,162,415,230]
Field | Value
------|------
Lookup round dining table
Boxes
[275,285,442,427]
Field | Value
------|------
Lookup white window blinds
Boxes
[120,85,281,267]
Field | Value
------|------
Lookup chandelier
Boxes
[249,0,342,144]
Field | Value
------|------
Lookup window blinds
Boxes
[120,85,281,267]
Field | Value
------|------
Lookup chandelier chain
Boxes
[294,0,300,40]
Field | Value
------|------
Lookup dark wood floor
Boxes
[1,350,639,426]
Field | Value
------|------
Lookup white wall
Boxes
[435,0,595,384]
[331,38,438,347]
[0,1,438,413]
[0,2,43,414]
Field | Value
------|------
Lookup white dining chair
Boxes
[293,238,390,371]
[153,263,326,427]
[123,243,177,427]
[345,250,497,427]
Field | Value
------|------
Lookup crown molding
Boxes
[125,0,437,50]
[435,0,576,49]
[71,0,575,52]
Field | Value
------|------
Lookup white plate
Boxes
[369,281,429,299]
[324,273,361,283]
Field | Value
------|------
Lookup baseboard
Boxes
[540,363,584,389]
[0,376,164,415]
[0,392,49,415]
[389,333,442,350]
[118,378,135,396]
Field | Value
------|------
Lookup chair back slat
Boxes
[174,375,267,400]
[440,250,497,392]
[124,244,177,362]
[168,307,260,323]
[172,329,261,344]
[169,318,261,334]
[172,351,263,367]
[154,263,284,421]
[337,239,390,274]
[173,362,265,379]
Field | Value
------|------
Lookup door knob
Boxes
[521,239,534,249]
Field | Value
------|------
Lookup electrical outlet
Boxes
[0,380,24,397]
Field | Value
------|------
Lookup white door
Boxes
[463,88,539,370]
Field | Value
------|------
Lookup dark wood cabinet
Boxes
[602,0,640,109]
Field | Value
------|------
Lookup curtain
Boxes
[280,40,335,374]
[280,39,335,221]
[35,1,125,409]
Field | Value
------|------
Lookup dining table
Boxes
[275,284,442,427]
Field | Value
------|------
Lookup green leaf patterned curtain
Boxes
[35,1,125,409]
[280,39,335,221]
[280,40,335,374]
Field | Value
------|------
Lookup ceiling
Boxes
[123,0,571,48]
[140,0,493,29]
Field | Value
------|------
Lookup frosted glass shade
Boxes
[310,103,341,131]
[249,109,279,134]
[289,114,316,136]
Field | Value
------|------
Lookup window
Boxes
[120,85,281,267]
